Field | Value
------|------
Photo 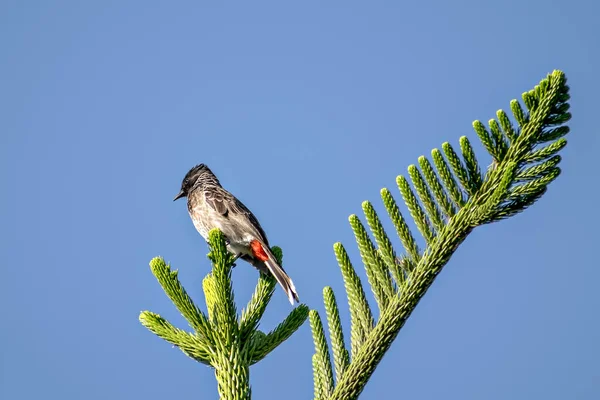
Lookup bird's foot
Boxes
[231,252,242,268]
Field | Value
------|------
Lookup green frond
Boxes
[143,232,306,398]
[442,142,476,196]
[418,156,456,219]
[459,136,483,191]
[249,329,267,348]
[510,99,528,126]
[362,202,397,274]
[250,305,309,364]
[494,186,547,220]
[350,214,394,308]
[313,354,324,400]
[240,274,276,344]
[489,119,509,160]
[475,162,518,224]
[139,311,213,365]
[202,274,218,325]
[545,109,571,127]
[431,149,466,207]
[408,165,444,231]
[319,70,571,400]
[323,287,350,382]
[396,255,415,276]
[523,138,567,163]
[381,188,421,263]
[309,310,335,397]
[497,109,518,142]
[522,90,537,111]
[334,242,374,358]
[149,257,212,341]
[508,167,560,199]
[207,229,238,344]
[397,175,436,243]
[473,120,498,159]
[539,126,570,143]
[239,246,281,345]
[516,155,561,182]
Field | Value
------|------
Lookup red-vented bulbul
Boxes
[174,164,299,304]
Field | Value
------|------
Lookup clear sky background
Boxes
[1,1,598,399]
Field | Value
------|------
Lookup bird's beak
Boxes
[173,190,186,201]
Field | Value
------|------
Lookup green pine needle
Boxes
[431,148,467,207]
[334,242,374,358]
[489,119,509,160]
[250,305,309,364]
[148,257,212,341]
[323,287,350,381]
[309,310,335,397]
[207,229,238,344]
[381,188,421,263]
[418,156,457,219]
[240,246,282,346]
[497,110,518,142]
[442,142,475,196]
[408,164,445,231]
[350,214,394,309]
[397,175,435,243]
[139,311,213,365]
[459,136,483,191]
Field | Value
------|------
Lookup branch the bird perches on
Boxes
[140,230,309,400]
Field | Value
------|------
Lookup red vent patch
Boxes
[250,240,269,262]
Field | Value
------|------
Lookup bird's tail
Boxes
[250,239,299,305]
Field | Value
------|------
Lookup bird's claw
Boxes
[231,252,242,268]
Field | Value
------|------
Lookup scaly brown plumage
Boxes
[174,164,299,304]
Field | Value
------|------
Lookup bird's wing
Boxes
[204,186,229,215]
[204,186,269,244]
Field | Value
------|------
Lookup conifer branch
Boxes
[239,247,281,345]
[202,274,218,326]
[381,188,421,263]
[139,311,213,365]
[312,354,324,400]
[350,214,394,309]
[418,155,456,219]
[140,230,308,399]
[309,70,571,400]
[309,310,335,398]
[363,202,404,286]
[323,287,350,382]
[431,148,466,207]
[148,257,212,341]
[408,164,445,231]
[397,175,435,243]
[249,305,309,364]
[334,243,374,358]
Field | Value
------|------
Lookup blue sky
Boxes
[1,1,598,399]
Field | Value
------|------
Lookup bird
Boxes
[173,163,299,305]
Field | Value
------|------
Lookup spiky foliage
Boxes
[310,70,570,399]
[140,229,309,400]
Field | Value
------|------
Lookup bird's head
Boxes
[173,163,215,201]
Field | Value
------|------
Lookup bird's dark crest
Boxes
[184,163,208,180]
[179,163,221,194]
